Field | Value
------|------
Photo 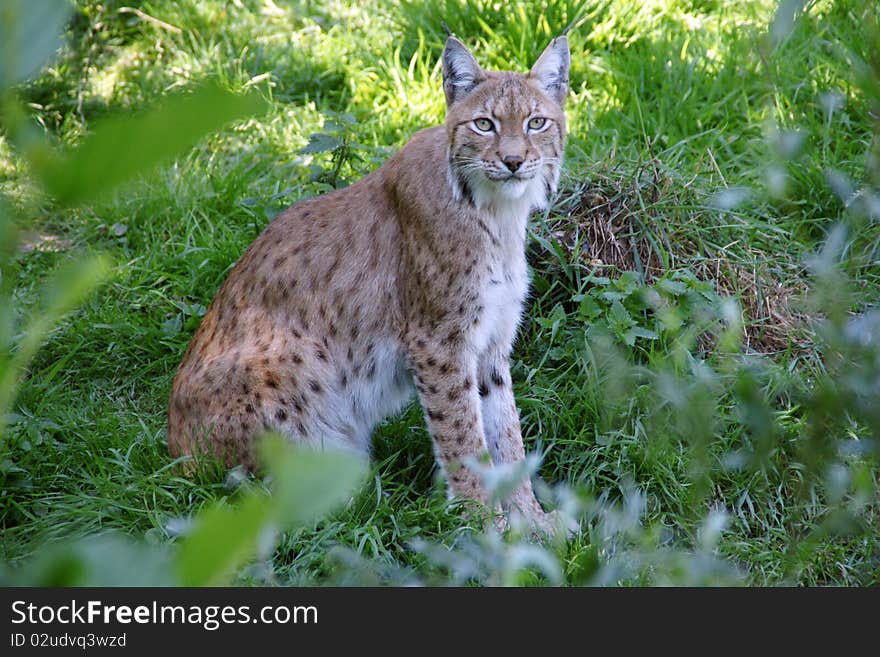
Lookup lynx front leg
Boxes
[408,341,494,509]
[478,347,547,522]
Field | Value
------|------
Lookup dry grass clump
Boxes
[540,159,811,354]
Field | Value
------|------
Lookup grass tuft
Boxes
[1,0,878,585]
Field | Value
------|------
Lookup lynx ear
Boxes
[529,36,570,106]
[442,36,485,106]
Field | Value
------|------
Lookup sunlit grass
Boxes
[1,0,878,585]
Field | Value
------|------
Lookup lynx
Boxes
[168,34,570,531]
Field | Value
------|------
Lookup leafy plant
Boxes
[296,110,378,189]
[571,269,722,349]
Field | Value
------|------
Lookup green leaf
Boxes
[0,255,111,429]
[532,274,551,295]
[614,271,641,294]
[174,436,366,586]
[659,306,684,332]
[599,290,626,302]
[0,203,16,353]
[608,299,635,332]
[161,316,183,337]
[259,433,367,528]
[576,293,602,319]
[29,81,268,206]
[299,132,344,154]
[547,346,568,362]
[1,533,174,586]
[321,120,346,133]
[770,0,808,49]
[658,278,688,296]
[625,326,659,344]
[176,494,272,586]
[0,0,72,87]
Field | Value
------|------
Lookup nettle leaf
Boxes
[536,303,567,328]
[626,287,652,312]
[608,299,636,332]
[548,304,568,339]
[30,81,268,206]
[599,290,627,303]
[575,293,602,319]
[625,326,660,346]
[658,278,688,296]
[299,132,344,154]
[614,271,641,294]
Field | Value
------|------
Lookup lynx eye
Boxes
[473,118,494,133]
[527,117,548,131]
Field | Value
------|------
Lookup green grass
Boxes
[1,0,879,585]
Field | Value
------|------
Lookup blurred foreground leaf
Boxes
[0,0,71,87]
[0,534,174,586]
[0,254,112,433]
[260,433,367,527]
[176,494,272,587]
[29,81,268,205]
[176,436,366,585]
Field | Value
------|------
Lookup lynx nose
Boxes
[502,155,524,173]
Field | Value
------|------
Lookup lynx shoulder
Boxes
[168,34,570,530]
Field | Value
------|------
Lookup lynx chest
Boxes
[472,248,530,354]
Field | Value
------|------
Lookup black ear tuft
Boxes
[529,36,570,106]
[442,37,485,106]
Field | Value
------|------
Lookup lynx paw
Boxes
[528,509,578,539]
[502,507,577,540]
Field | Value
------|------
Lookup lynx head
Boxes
[442,35,569,214]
